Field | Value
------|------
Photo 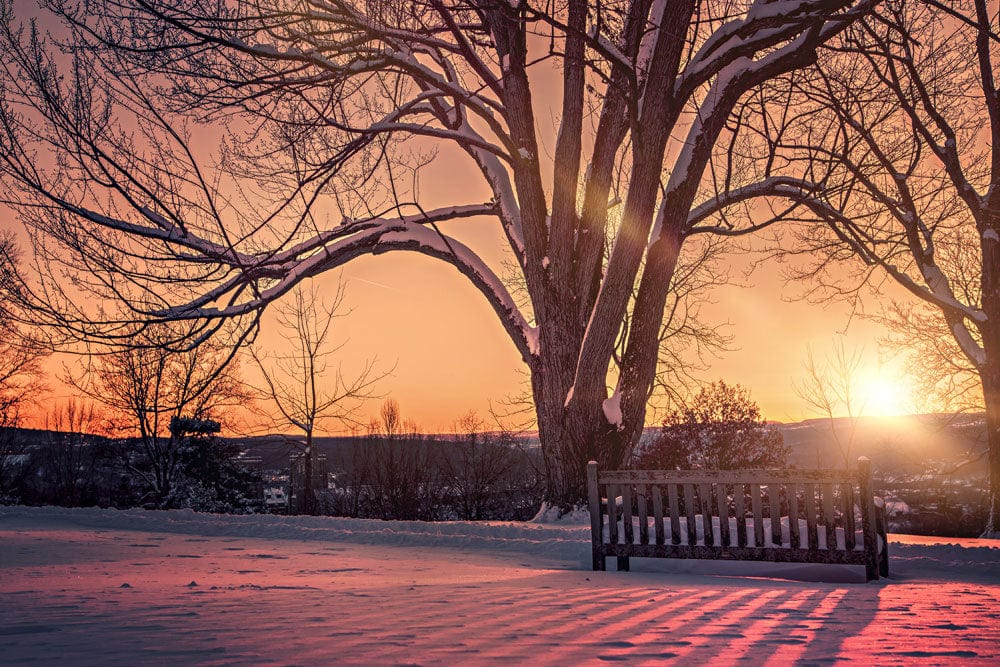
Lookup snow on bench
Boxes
[586,457,889,581]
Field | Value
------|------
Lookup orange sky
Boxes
[285,246,915,433]
[25,243,914,435]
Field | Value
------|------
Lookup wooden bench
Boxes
[586,457,889,581]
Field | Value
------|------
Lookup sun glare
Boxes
[860,374,911,417]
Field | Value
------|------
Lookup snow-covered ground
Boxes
[1,506,998,665]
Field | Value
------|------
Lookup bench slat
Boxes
[599,469,856,485]
[587,462,604,570]
[822,483,836,550]
[683,483,697,546]
[769,484,783,547]
[804,482,818,550]
[622,484,634,546]
[734,483,748,548]
[607,483,618,545]
[637,485,649,545]
[651,485,665,546]
[699,483,714,547]
[668,483,681,545]
[843,482,856,550]
[751,483,763,547]
[716,483,731,548]
[788,484,801,550]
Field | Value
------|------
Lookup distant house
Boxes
[263,487,289,512]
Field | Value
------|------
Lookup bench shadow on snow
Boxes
[571,562,883,663]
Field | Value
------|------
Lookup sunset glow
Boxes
[859,374,912,418]
[1,2,998,665]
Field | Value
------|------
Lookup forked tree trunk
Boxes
[530,226,686,510]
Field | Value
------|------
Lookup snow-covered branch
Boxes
[677,0,869,99]
[133,207,536,363]
[685,176,819,232]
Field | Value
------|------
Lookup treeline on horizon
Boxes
[1,391,991,537]
[0,409,548,522]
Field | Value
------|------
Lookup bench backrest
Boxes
[586,457,884,578]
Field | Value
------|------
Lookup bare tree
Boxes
[0,339,47,499]
[0,232,48,500]
[249,281,385,514]
[70,328,251,507]
[0,233,47,425]
[796,342,867,468]
[0,330,46,430]
[443,411,519,520]
[0,0,875,506]
[722,1,1000,534]
[363,399,443,520]
[39,398,107,506]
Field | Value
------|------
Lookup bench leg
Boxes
[877,508,889,578]
[616,556,630,572]
[592,549,606,571]
[879,539,889,578]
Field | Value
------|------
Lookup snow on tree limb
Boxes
[677,0,870,99]
[453,119,526,262]
[144,212,537,362]
[685,177,819,232]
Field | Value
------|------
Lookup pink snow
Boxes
[1,506,998,665]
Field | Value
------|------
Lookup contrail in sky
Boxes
[345,275,402,292]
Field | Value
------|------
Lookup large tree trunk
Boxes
[982,369,1000,536]
[531,228,687,510]
[534,395,629,511]
[531,301,628,509]
[980,213,1000,536]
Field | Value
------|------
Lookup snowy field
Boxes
[2,506,999,665]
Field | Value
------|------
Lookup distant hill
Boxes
[229,413,987,481]
[6,412,985,482]
[0,426,112,447]
[773,414,987,479]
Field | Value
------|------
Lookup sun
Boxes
[860,374,911,417]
